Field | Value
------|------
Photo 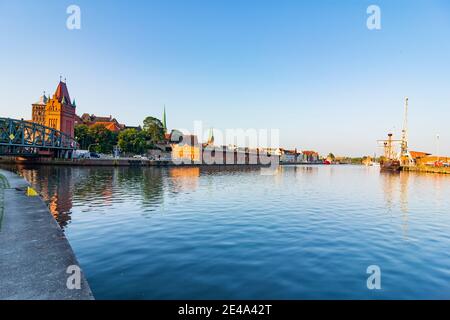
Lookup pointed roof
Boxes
[54,81,71,105]
[208,127,214,144]
[162,106,167,132]
[33,94,48,105]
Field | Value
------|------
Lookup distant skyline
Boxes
[1,0,450,156]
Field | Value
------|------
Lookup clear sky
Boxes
[1,0,449,156]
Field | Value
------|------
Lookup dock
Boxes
[0,156,273,167]
[402,165,450,175]
[0,169,93,300]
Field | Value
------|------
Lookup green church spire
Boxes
[162,105,167,133]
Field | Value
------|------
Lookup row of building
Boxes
[155,136,320,164]
[30,80,321,163]
[31,80,140,134]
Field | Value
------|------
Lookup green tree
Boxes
[143,116,165,146]
[118,129,148,154]
[327,153,336,160]
[74,124,93,150]
[88,124,118,153]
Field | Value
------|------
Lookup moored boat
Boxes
[380,159,401,171]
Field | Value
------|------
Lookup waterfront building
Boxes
[31,93,48,125]
[362,156,373,166]
[31,80,77,138]
[171,135,201,163]
[280,149,298,162]
[75,114,126,132]
[264,148,283,157]
[302,150,320,163]
[410,151,432,162]
[405,151,449,167]
[415,155,450,167]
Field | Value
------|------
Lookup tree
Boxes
[74,125,93,150]
[88,124,118,153]
[118,128,148,154]
[327,153,336,161]
[143,116,165,146]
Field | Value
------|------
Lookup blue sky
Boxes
[1,0,449,156]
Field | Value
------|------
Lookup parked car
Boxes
[133,155,148,160]
[73,150,90,159]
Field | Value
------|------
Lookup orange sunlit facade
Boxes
[31,80,77,138]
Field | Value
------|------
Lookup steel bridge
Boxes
[0,118,78,157]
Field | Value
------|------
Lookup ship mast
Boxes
[384,133,395,160]
[401,97,408,156]
[400,97,413,166]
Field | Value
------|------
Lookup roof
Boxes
[283,149,298,155]
[82,114,115,122]
[93,122,122,132]
[94,116,115,122]
[302,150,319,156]
[74,115,84,126]
[77,114,125,129]
[410,151,432,159]
[54,81,72,105]
[33,95,48,106]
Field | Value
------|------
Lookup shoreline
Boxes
[0,156,329,167]
[0,169,94,300]
[402,165,450,175]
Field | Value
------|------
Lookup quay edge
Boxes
[401,165,450,174]
[0,169,94,300]
[0,156,274,167]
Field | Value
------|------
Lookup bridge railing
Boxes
[0,118,78,150]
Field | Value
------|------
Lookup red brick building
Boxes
[31,80,77,138]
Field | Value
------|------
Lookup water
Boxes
[3,164,450,299]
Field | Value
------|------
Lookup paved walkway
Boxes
[0,169,93,300]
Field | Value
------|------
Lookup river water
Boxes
[3,164,450,299]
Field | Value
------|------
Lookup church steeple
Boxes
[207,127,214,145]
[162,105,167,133]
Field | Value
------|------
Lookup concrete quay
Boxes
[0,169,93,300]
[402,165,450,175]
[0,156,274,167]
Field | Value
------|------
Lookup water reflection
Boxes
[168,167,200,194]
[399,172,410,238]
[17,165,75,228]
[3,165,264,228]
[1,165,167,228]
[379,171,410,238]
[1,164,450,299]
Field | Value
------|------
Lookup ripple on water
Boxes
[4,164,450,299]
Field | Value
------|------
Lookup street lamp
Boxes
[436,134,440,162]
